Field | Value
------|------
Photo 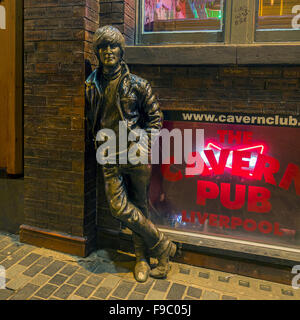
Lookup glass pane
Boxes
[143,0,223,32]
[149,111,300,251]
[257,0,300,30]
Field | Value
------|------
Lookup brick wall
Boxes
[129,65,300,115]
[99,0,135,44]
[23,0,100,255]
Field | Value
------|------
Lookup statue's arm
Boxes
[140,80,164,134]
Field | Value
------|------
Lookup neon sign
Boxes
[203,142,266,172]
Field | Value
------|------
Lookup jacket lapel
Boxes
[92,68,103,136]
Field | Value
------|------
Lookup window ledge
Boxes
[125,43,300,65]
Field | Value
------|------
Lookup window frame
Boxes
[135,0,300,46]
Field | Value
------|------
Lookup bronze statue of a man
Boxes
[85,25,176,282]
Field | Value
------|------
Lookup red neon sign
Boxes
[204,142,266,173]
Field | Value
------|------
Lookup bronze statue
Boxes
[85,25,176,282]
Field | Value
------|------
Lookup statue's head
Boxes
[93,25,125,69]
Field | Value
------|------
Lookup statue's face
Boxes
[98,42,121,69]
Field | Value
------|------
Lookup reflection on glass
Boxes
[149,120,300,251]
[143,0,223,32]
[257,0,300,30]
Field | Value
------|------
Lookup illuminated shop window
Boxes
[257,0,300,30]
[143,0,223,33]
[149,113,300,252]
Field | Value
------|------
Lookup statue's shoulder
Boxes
[128,73,149,89]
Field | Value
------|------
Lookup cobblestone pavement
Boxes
[0,231,299,301]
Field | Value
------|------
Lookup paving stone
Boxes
[281,289,294,296]
[13,246,35,258]
[239,280,250,288]
[68,294,85,300]
[111,280,135,299]
[6,264,27,278]
[89,297,103,300]
[0,239,11,251]
[23,263,45,277]
[35,256,53,267]
[4,248,34,268]
[74,284,96,298]
[76,267,92,276]
[179,267,190,275]
[53,284,77,300]
[259,284,271,292]
[184,296,198,300]
[85,275,104,287]
[0,244,21,256]
[222,295,237,300]
[187,286,202,299]
[0,289,15,300]
[166,283,186,300]
[30,274,50,287]
[35,284,59,299]
[101,275,121,289]
[109,296,123,300]
[10,283,39,300]
[0,254,6,263]
[93,286,113,299]
[146,289,166,300]
[152,279,170,292]
[134,279,154,294]
[32,248,71,262]
[49,274,68,286]
[18,253,41,267]
[2,255,26,269]
[41,261,66,277]
[6,274,31,290]
[60,264,79,276]
[67,273,87,286]
[128,292,145,300]
[198,272,210,279]
[202,290,220,300]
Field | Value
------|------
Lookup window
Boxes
[144,0,223,32]
[256,0,300,41]
[136,0,300,45]
[137,0,225,44]
[257,0,299,30]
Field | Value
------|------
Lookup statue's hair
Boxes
[93,25,125,63]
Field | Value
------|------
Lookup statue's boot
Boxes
[125,210,176,279]
[132,233,150,283]
[149,234,177,279]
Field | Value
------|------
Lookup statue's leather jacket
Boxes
[85,61,163,150]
